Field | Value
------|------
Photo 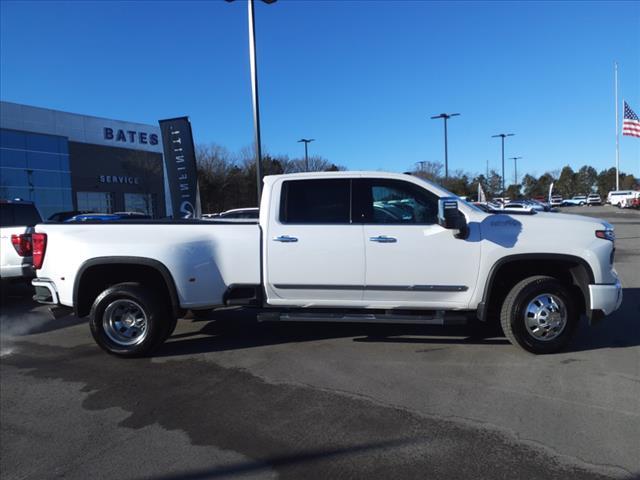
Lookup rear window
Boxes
[0,203,42,227]
[279,179,351,224]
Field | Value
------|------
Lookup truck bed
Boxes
[35,222,262,309]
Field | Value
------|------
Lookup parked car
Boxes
[215,207,259,219]
[618,192,640,209]
[607,190,636,206]
[550,195,564,207]
[48,210,94,222]
[563,195,587,206]
[501,201,535,213]
[586,194,602,206]
[521,200,549,212]
[1,199,42,283]
[32,171,622,357]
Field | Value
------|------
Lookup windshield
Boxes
[412,176,485,213]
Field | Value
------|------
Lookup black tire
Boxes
[89,282,173,357]
[500,275,578,354]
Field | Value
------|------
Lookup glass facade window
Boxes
[124,193,154,216]
[77,191,113,213]
[0,128,73,219]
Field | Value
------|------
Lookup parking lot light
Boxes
[492,133,515,194]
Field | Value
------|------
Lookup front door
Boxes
[355,178,480,309]
[265,178,365,306]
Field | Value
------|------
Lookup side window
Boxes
[355,179,439,225]
[280,179,351,224]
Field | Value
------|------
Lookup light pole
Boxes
[227,0,277,202]
[509,156,522,186]
[491,133,515,194]
[298,138,314,171]
[430,113,460,179]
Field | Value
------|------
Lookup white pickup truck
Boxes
[32,171,622,356]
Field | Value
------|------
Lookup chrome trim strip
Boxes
[273,284,468,292]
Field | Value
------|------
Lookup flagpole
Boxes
[615,62,620,191]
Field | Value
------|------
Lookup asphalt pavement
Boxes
[1,205,639,480]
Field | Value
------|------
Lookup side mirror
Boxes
[438,197,469,239]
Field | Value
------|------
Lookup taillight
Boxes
[10,234,32,257]
[595,229,615,242]
[31,233,47,269]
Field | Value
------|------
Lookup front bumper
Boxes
[589,279,623,316]
[31,278,59,305]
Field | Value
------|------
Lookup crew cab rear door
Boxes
[264,178,365,306]
[354,178,480,308]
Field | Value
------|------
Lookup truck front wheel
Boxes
[500,276,578,354]
[89,282,173,357]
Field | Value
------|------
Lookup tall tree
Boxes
[555,166,577,197]
[521,174,538,198]
[575,165,598,194]
[486,169,503,197]
[596,168,617,198]
[413,161,443,181]
[504,184,522,200]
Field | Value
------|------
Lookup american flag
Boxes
[623,101,640,138]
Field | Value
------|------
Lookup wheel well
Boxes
[483,258,592,322]
[74,262,180,318]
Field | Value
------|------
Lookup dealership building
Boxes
[0,101,168,219]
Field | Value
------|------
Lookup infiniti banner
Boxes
[159,116,201,219]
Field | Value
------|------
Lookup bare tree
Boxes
[413,161,443,181]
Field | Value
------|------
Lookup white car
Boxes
[607,190,636,207]
[0,199,42,282]
[618,192,640,209]
[550,195,564,207]
[586,194,602,206]
[32,171,622,356]
[501,201,535,213]
[564,195,587,206]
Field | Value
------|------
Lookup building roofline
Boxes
[0,100,159,129]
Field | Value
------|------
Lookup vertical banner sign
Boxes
[158,117,201,219]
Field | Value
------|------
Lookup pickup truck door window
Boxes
[265,178,365,305]
[355,179,480,308]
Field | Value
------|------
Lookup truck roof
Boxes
[265,171,412,180]
[263,170,461,205]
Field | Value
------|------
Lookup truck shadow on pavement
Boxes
[568,287,640,352]
[157,288,640,357]
[157,318,511,358]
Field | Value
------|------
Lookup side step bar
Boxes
[257,311,468,326]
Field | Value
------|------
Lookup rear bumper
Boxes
[589,280,623,316]
[1,263,35,279]
[31,278,59,305]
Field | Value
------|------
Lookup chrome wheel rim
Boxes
[103,299,148,346]
[524,294,567,342]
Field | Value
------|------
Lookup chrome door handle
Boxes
[369,235,397,243]
[273,235,298,243]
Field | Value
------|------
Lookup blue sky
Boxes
[1,0,639,180]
